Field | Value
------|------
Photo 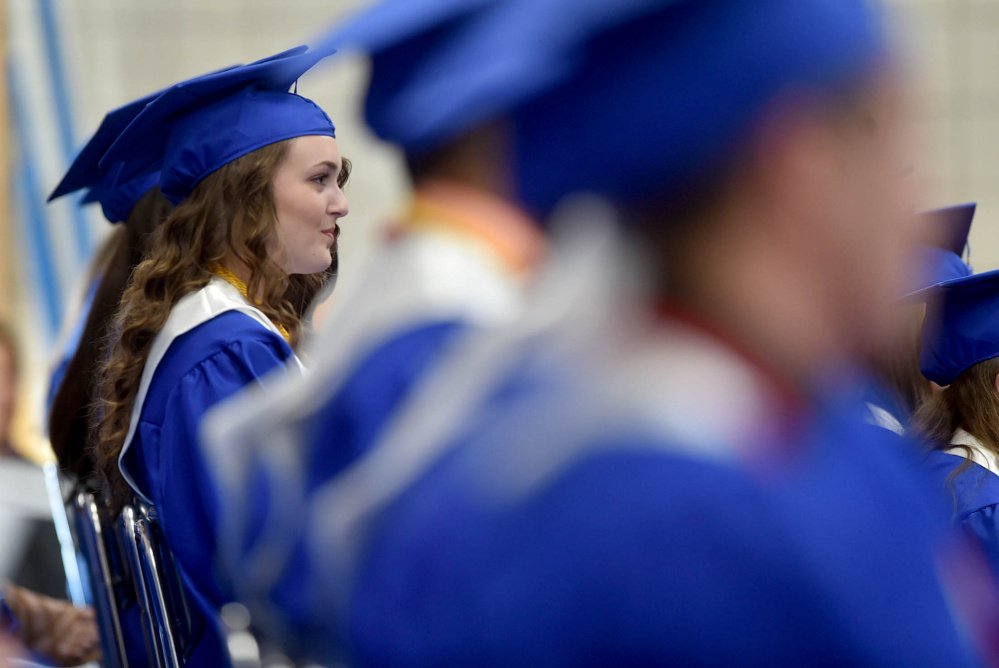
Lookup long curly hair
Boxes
[94,139,348,508]
[914,357,999,485]
[49,186,171,485]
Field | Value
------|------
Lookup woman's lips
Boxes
[322,225,339,245]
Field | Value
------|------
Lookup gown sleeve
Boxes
[302,320,464,489]
[212,320,465,659]
[961,505,999,576]
[148,336,293,609]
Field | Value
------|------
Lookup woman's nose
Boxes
[329,191,349,218]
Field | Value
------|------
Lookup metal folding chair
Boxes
[70,491,129,668]
[118,502,197,668]
[116,503,312,668]
[68,489,311,668]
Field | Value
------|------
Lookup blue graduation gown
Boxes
[120,283,298,668]
[202,189,538,657]
[925,449,999,578]
[314,269,994,667]
[210,218,996,665]
[338,381,987,667]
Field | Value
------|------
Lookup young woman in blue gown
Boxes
[91,47,348,666]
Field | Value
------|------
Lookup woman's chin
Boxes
[287,250,334,275]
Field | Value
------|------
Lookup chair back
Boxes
[118,502,212,667]
[70,491,129,668]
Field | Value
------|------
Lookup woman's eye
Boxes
[312,174,329,186]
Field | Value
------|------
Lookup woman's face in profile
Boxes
[269,135,350,276]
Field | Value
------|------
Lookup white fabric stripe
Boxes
[947,429,999,477]
[865,403,905,435]
[118,278,301,503]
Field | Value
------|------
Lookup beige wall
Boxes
[57,0,999,274]
[891,0,999,269]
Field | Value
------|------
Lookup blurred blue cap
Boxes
[313,0,500,156]
[80,167,162,223]
[918,203,975,256]
[902,203,976,297]
[494,0,891,214]
[910,248,972,293]
[101,46,335,204]
[920,269,999,385]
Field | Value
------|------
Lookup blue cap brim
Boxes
[905,265,999,302]
[920,268,999,385]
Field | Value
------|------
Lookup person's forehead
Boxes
[286,134,341,163]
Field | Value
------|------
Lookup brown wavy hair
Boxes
[913,357,999,489]
[94,139,349,508]
[49,187,171,485]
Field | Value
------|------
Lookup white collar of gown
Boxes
[947,428,999,477]
[117,278,301,501]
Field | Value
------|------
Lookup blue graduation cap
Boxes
[466,0,889,214]
[101,45,335,204]
[904,203,976,295]
[920,269,999,385]
[47,85,175,221]
[47,87,168,202]
[80,168,162,224]
[920,202,976,256]
[312,0,500,156]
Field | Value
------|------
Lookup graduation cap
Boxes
[312,0,501,156]
[473,0,890,214]
[80,167,162,224]
[47,85,174,222]
[904,203,977,296]
[920,269,999,385]
[101,45,335,204]
[915,202,975,256]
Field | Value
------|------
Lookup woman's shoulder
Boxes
[137,310,296,428]
[924,449,999,520]
[143,275,296,399]
[152,279,290,367]
[161,310,292,379]
[163,278,283,340]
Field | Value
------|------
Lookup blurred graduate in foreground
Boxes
[293,0,998,665]
[208,0,999,665]
[202,0,556,654]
